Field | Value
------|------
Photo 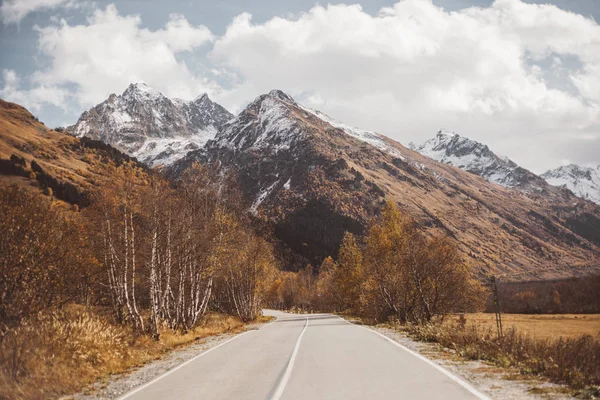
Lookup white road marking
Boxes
[341,317,490,400]
[269,316,309,400]
[117,315,279,400]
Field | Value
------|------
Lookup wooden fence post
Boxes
[490,276,503,338]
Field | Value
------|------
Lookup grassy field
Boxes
[445,313,600,340]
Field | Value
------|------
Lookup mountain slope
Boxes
[542,164,600,205]
[67,83,233,166]
[0,98,150,207]
[175,91,600,281]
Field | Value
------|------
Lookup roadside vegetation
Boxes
[0,162,277,400]
[402,321,600,397]
[264,201,486,322]
[0,307,244,400]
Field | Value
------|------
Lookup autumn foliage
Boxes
[268,201,485,322]
[85,162,276,336]
[0,163,279,398]
[0,184,95,334]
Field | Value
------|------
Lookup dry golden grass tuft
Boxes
[0,306,246,400]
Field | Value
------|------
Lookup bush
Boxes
[0,184,93,332]
[9,155,26,167]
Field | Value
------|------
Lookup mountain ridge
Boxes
[411,131,600,205]
[409,130,547,191]
[37,85,600,281]
[67,83,233,166]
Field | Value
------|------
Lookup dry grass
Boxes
[445,313,600,340]
[0,306,246,400]
[403,321,600,392]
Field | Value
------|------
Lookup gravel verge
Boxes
[63,321,269,400]
[368,325,574,400]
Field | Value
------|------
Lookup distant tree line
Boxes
[494,276,600,314]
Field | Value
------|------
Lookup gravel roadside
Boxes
[368,325,574,400]
[63,321,269,400]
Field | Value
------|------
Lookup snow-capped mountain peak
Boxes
[122,82,164,102]
[193,93,210,103]
[267,89,295,103]
[410,130,542,189]
[67,83,233,166]
[542,164,600,205]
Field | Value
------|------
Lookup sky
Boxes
[0,0,599,174]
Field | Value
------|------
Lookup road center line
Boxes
[270,316,309,400]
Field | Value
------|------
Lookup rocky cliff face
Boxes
[67,83,233,166]
[174,90,600,280]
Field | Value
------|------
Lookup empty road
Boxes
[119,310,489,400]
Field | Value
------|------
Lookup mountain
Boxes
[174,90,600,281]
[542,164,600,205]
[67,83,233,166]
[412,131,600,206]
[409,131,546,191]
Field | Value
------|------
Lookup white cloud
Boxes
[28,4,217,107]
[4,0,599,171]
[1,0,76,24]
[0,69,69,112]
[210,0,600,172]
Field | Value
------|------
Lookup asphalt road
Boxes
[119,310,489,400]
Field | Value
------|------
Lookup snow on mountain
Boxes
[542,164,600,205]
[409,130,543,190]
[298,105,406,160]
[214,90,305,153]
[212,89,405,160]
[68,83,233,166]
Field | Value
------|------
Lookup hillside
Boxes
[0,98,147,207]
[175,91,600,281]
[7,88,598,282]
